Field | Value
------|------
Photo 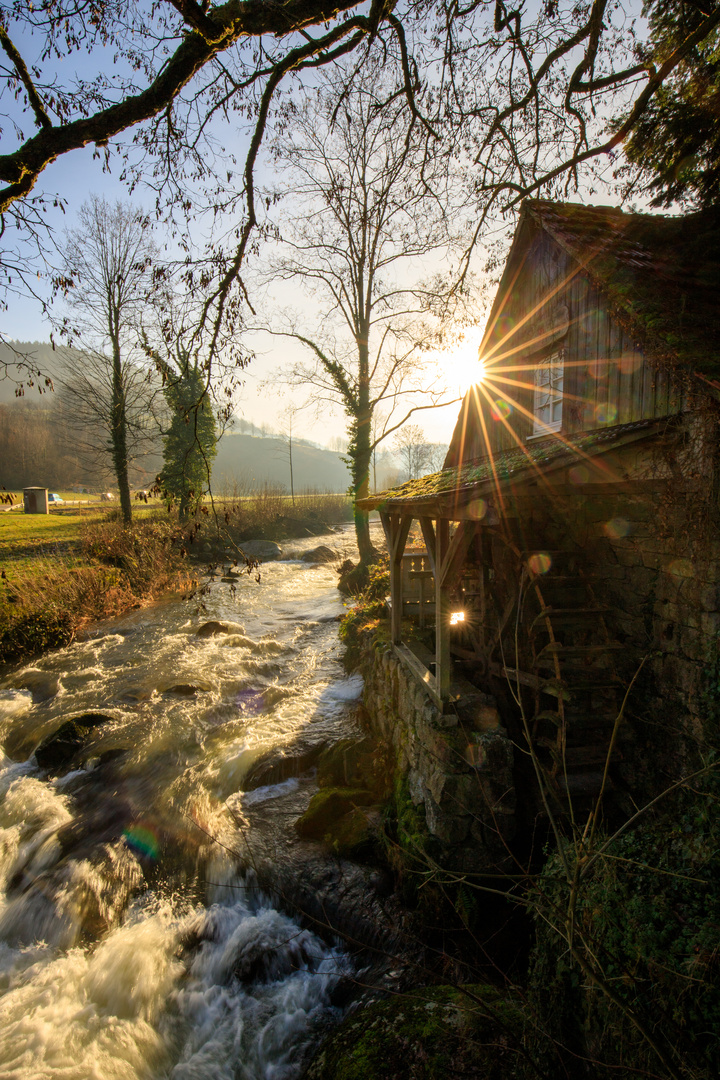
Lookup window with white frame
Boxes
[533,351,564,434]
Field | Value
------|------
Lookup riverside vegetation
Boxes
[0,489,353,663]
[323,560,720,1080]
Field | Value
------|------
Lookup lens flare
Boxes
[603,517,630,539]
[466,498,487,520]
[527,552,552,575]
[569,465,590,485]
[619,352,642,375]
[490,398,513,421]
[123,822,160,861]
[595,402,618,424]
[588,358,608,380]
[236,688,265,715]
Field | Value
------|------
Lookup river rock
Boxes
[196,621,237,638]
[162,681,213,696]
[294,787,376,841]
[9,668,60,703]
[239,540,282,561]
[245,741,328,789]
[301,545,338,564]
[34,713,113,773]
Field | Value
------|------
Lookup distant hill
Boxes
[214,431,351,493]
[0,340,67,403]
[1,341,352,493]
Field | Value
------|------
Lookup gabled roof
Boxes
[520,200,720,381]
[359,418,664,514]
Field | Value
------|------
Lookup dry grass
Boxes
[215,484,353,541]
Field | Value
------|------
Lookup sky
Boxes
[0,12,491,448]
[3,137,488,447]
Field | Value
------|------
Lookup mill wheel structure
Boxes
[450,529,636,824]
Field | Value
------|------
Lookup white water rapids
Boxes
[0,528,369,1080]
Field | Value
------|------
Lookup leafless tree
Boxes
[2,1,718,383]
[392,423,432,482]
[56,197,161,522]
[276,404,300,505]
[427,442,449,473]
[263,61,464,564]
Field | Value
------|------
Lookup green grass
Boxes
[0,506,163,571]
[0,513,192,662]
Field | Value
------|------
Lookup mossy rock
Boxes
[295,787,378,851]
[327,805,383,856]
[304,984,528,1080]
[317,737,391,799]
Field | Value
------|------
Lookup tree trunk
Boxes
[352,322,376,566]
[352,406,375,565]
[111,337,132,524]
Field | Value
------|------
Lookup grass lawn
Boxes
[0,506,164,572]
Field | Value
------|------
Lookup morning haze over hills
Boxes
[0,340,352,493]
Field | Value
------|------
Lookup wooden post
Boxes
[389,514,412,645]
[435,518,451,701]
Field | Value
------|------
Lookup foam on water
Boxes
[0,524,367,1077]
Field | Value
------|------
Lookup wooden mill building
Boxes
[359,200,720,810]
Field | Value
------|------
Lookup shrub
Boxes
[527,772,720,1079]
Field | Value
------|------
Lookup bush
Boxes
[339,556,389,669]
[527,771,720,1079]
[217,483,353,542]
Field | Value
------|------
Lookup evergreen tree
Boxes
[160,351,217,521]
[622,0,720,208]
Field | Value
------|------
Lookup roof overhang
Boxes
[360,417,674,519]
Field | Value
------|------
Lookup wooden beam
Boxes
[419,517,437,575]
[440,520,480,589]
[379,511,392,551]
[390,514,412,566]
[435,518,451,701]
[389,514,412,644]
[393,643,448,713]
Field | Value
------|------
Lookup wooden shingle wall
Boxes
[453,221,682,467]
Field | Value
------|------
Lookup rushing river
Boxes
[0,527,373,1080]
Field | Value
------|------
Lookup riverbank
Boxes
[0,493,354,665]
[0,516,193,663]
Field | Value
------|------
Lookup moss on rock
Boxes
[304,984,528,1080]
[295,786,380,854]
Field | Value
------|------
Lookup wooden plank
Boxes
[379,512,392,551]
[391,515,412,565]
[393,643,444,712]
[389,515,412,644]
[630,346,645,421]
[606,309,621,428]
[616,326,633,426]
[488,661,543,690]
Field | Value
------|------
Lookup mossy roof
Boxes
[524,200,720,379]
[359,418,660,510]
